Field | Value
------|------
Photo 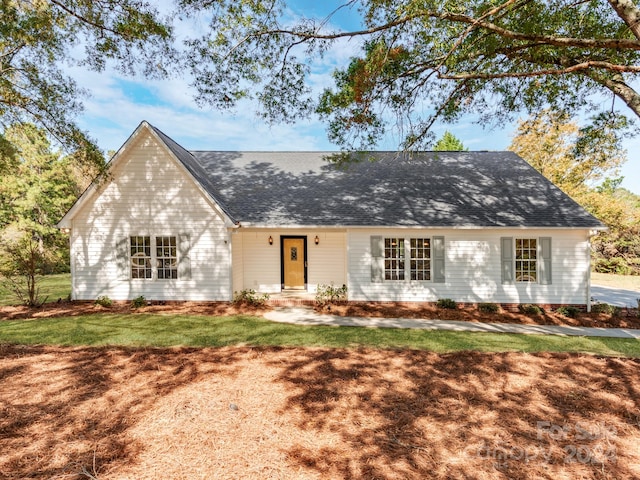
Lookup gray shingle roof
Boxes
[152,125,604,229]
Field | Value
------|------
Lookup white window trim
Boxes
[130,235,179,281]
[383,236,433,282]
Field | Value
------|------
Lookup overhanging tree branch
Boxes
[438,61,640,80]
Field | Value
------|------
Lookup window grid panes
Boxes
[384,238,405,280]
[156,236,177,279]
[515,238,537,282]
[410,238,431,280]
[130,236,152,279]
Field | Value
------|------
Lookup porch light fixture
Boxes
[268,235,273,245]
[314,235,319,245]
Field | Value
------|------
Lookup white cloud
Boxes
[61,2,640,195]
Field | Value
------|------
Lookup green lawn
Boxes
[0,273,71,306]
[1,313,639,357]
[591,272,640,290]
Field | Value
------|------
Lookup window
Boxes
[130,236,152,279]
[129,236,179,280]
[515,238,537,282]
[384,238,405,280]
[156,236,177,279]
[410,238,431,280]
[372,236,444,284]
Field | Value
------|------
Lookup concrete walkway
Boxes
[591,284,639,308]
[264,306,640,339]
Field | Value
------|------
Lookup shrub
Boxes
[436,298,457,309]
[593,257,633,275]
[131,295,147,309]
[556,306,580,318]
[518,303,543,315]
[478,302,499,313]
[233,289,270,306]
[94,295,113,307]
[591,302,621,317]
[315,283,347,306]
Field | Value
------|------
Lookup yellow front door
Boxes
[283,238,305,289]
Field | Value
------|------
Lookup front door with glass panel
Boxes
[282,237,306,289]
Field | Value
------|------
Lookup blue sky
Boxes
[69,1,639,194]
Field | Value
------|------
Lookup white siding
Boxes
[348,228,591,305]
[70,131,232,301]
[308,231,347,291]
[237,230,347,293]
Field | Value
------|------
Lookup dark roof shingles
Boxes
[186,150,603,228]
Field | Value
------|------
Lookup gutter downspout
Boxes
[586,229,600,313]
[228,222,241,301]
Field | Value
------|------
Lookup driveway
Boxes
[591,284,639,307]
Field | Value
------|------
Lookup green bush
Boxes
[518,304,543,315]
[478,302,499,313]
[131,295,147,309]
[233,289,270,306]
[556,306,580,318]
[315,283,347,306]
[591,302,621,317]
[436,298,457,309]
[593,257,633,275]
[94,295,113,307]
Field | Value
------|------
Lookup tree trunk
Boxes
[608,0,640,40]
[587,72,640,118]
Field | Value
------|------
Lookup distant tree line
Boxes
[508,110,640,275]
[0,124,99,305]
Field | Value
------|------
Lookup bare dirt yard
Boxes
[0,345,639,480]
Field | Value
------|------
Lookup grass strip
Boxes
[1,313,639,357]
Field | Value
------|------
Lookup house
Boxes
[57,121,606,308]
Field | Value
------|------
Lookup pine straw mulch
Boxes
[0,344,639,480]
[0,301,270,321]
[317,302,640,330]
[2,300,640,329]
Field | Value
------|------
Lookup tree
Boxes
[433,131,468,151]
[0,0,174,173]
[508,110,628,197]
[0,123,91,305]
[180,0,640,150]
[508,110,640,275]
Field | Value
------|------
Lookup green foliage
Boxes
[591,303,622,317]
[131,295,147,309]
[592,221,640,276]
[0,227,57,307]
[518,304,543,315]
[0,0,173,172]
[182,1,640,151]
[433,131,468,151]
[0,124,91,295]
[436,298,457,309]
[509,110,640,275]
[594,257,634,275]
[477,303,499,314]
[233,289,270,306]
[556,306,580,319]
[95,296,113,308]
[509,110,630,196]
[315,283,348,306]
